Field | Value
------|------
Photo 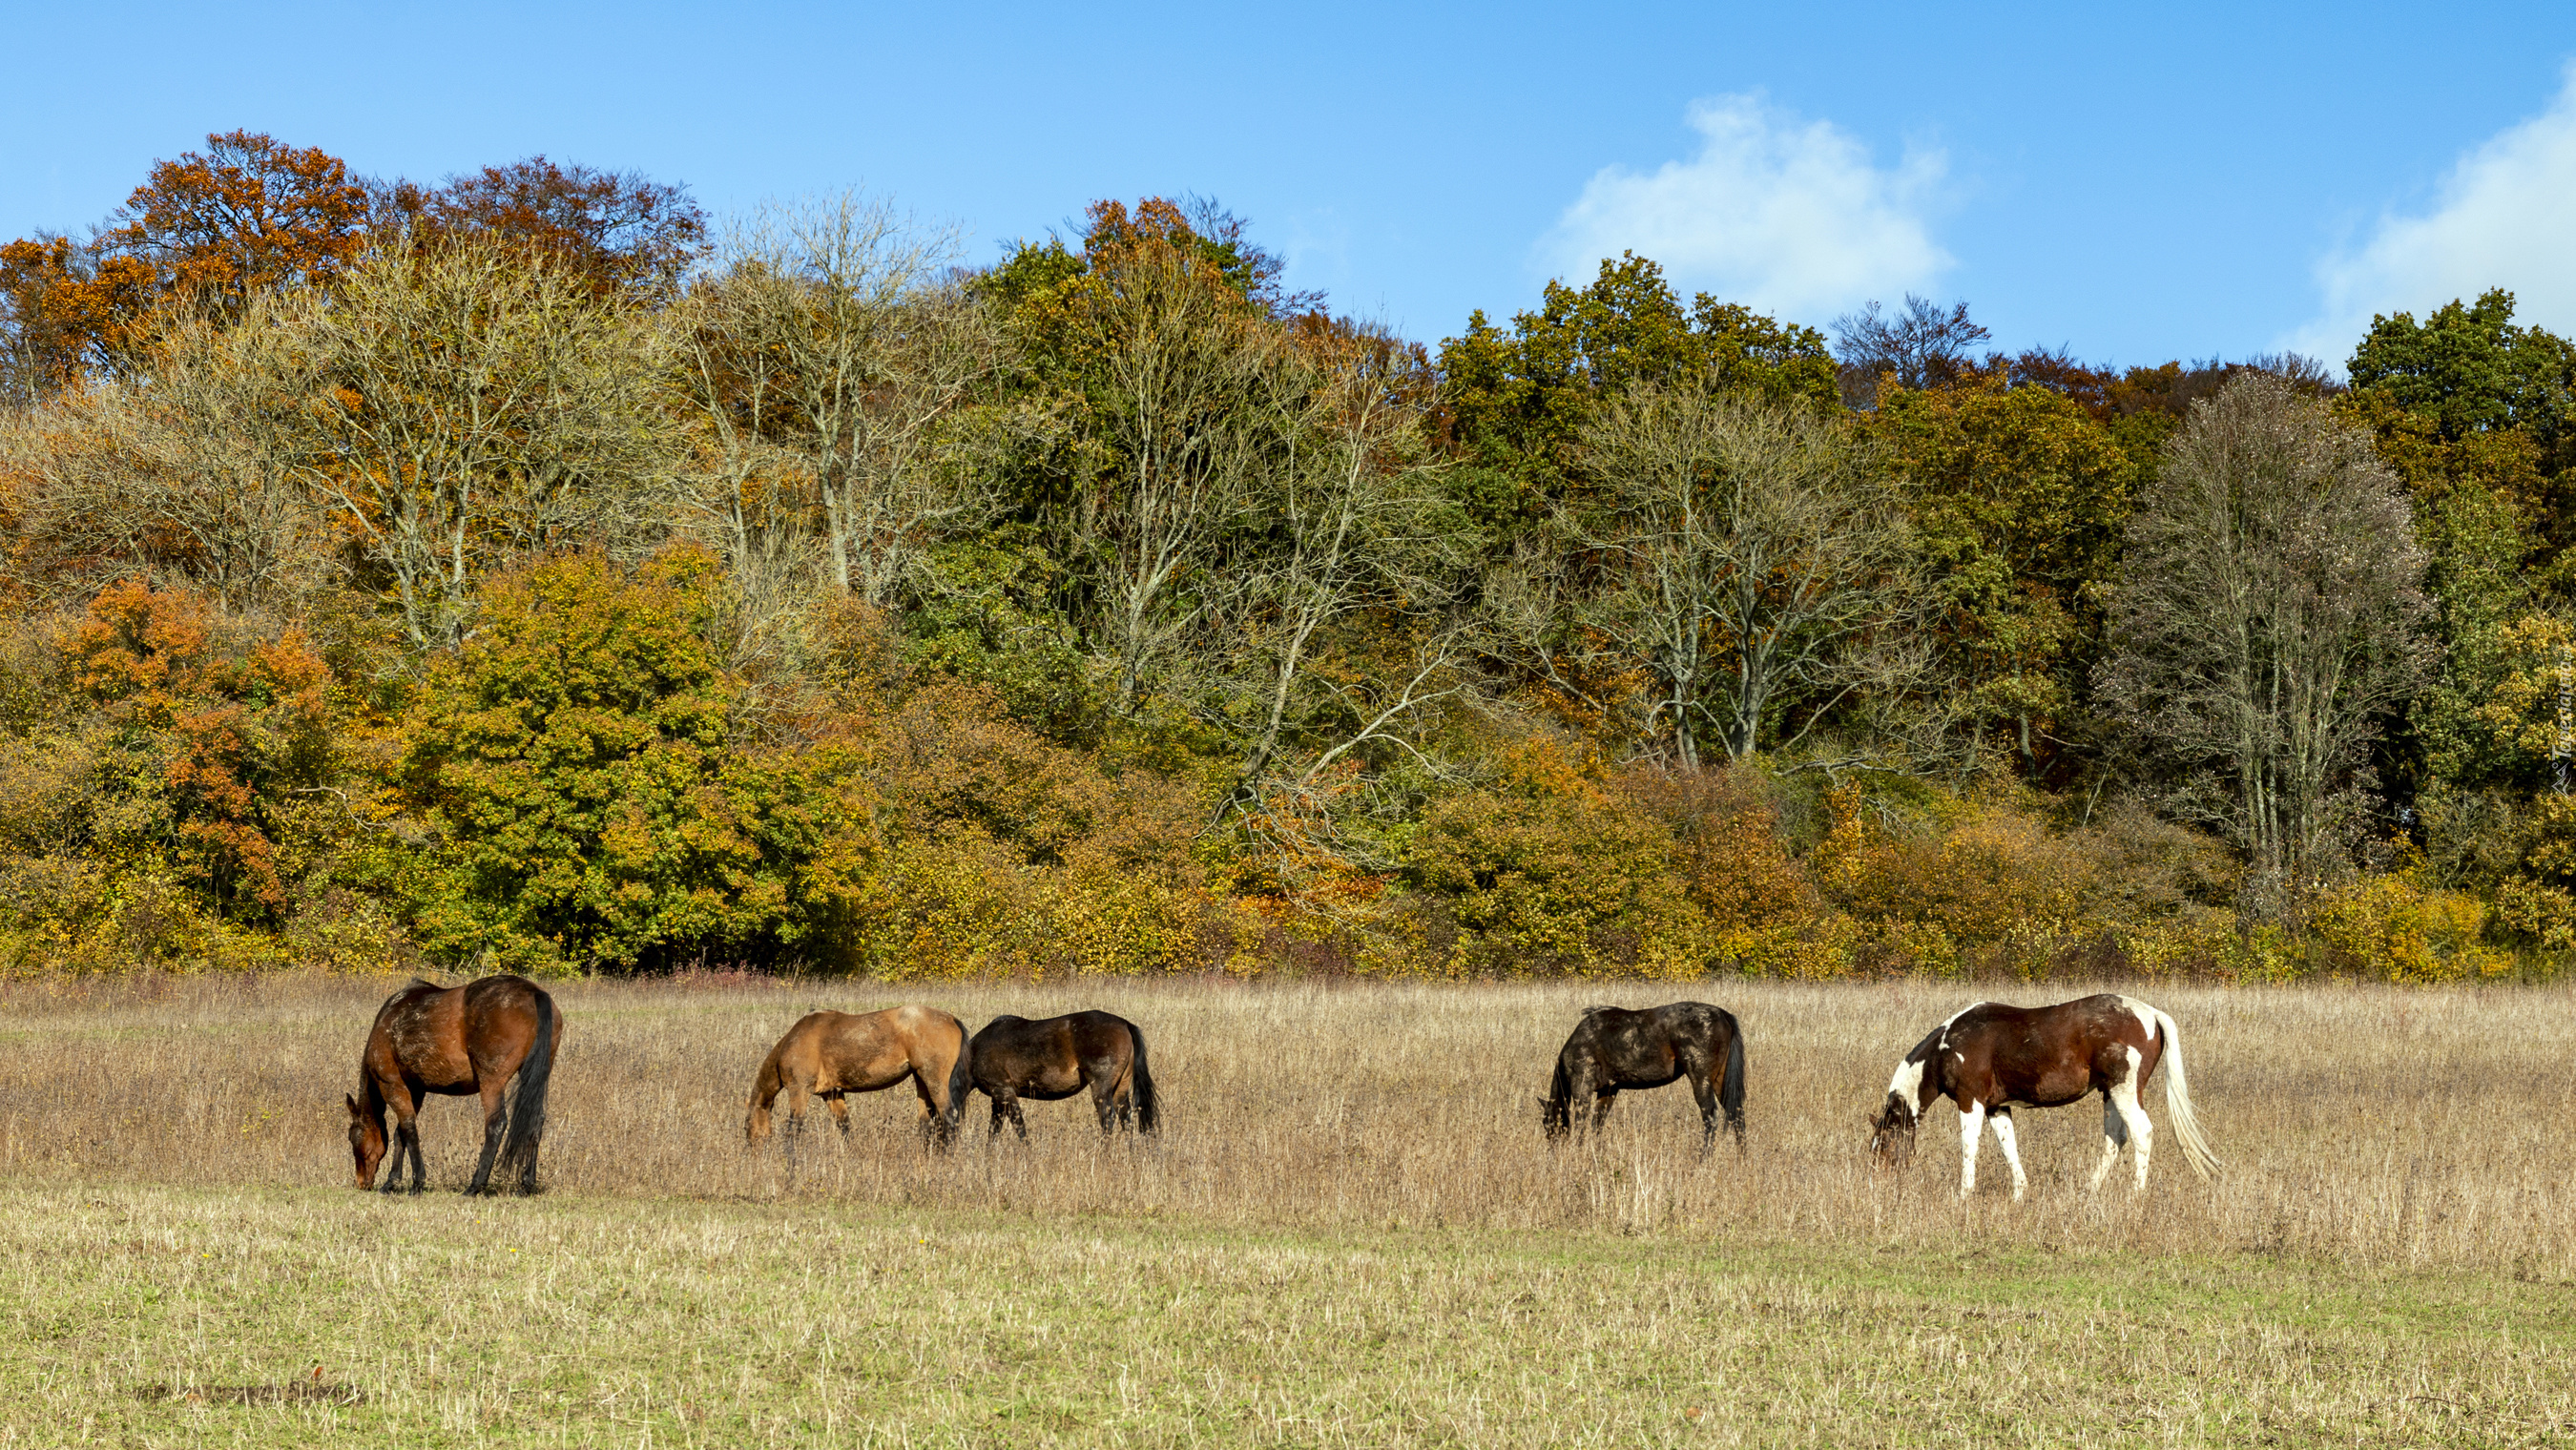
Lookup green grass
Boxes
[6,1181,2570,1448]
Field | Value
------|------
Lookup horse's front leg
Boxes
[404,1113,430,1193]
[1957,1100,1986,1197]
[380,1088,421,1193]
[465,1080,509,1195]
[1988,1107,2028,1201]
[824,1091,853,1136]
[1589,1087,1618,1133]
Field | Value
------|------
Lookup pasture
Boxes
[2,972,2572,1446]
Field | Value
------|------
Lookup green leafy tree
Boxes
[2348,290,2575,449]
[2341,291,2576,885]
[1867,376,2135,769]
[1439,253,1838,528]
[399,548,864,971]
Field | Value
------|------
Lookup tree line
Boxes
[2,130,2567,982]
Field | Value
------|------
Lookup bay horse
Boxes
[1541,1002,1746,1150]
[1870,993,2221,1199]
[345,975,561,1195]
[745,1005,972,1150]
[968,1010,1159,1139]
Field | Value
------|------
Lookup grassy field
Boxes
[2,973,2573,1446]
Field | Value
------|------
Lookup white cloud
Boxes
[2290,64,2576,362]
[1538,93,1953,321]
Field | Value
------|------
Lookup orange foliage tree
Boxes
[63,578,334,920]
[1,132,367,389]
[378,155,707,300]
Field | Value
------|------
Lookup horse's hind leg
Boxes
[1090,1060,1132,1135]
[2088,1091,2128,1192]
[1687,1065,1719,1153]
[824,1091,853,1136]
[2108,1051,2154,1190]
[910,1078,959,1151]
[1989,1108,2028,1202]
[465,1079,509,1195]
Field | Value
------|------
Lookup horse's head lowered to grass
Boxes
[345,1093,387,1190]
[1869,1032,1939,1168]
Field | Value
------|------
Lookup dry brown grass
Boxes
[3,971,2569,1275]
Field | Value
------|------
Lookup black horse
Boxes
[968,1010,1159,1138]
[1541,1002,1746,1150]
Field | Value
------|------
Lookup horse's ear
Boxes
[344,1093,360,1118]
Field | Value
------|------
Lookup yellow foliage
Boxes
[2306,869,2509,983]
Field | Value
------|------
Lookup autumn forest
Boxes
[3,130,2567,984]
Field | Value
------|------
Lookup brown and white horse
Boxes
[1869,994,2219,1198]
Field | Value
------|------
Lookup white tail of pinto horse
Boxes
[2150,1005,2222,1180]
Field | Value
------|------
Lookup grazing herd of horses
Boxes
[345,978,2219,1203]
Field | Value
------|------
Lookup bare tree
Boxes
[2098,373,2434,909]
[693,196,1000,607]
[1058,237,1277,716]
[1576,385,1917,765]
[1830,295,1990,408]
[0,305,328,609]
[1212,326,1463,817]
[271,237,672,644]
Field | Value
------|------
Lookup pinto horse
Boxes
[968,1010,1159,1139]
[1870,994,2220,1199]
[1541,1003,1746,1150]
[346,975,561,1195]
[745,1005,972,1150]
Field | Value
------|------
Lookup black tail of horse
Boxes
[1719,1015,1748,1147]
[500,987,555,1188]
[1542,1056,1573,1141]
[1129,1021,1159,1134]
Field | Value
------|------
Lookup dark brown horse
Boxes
[346,975,561,1195]
[968,1010,1159,1139]
[1541,1002,1746,1150]
[1870,994,2220,1199]
[746,1005,972,1149]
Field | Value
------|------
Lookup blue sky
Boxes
[6,2,2573,370]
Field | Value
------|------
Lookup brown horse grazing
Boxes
[1870,994,2221,1199]
[968,1011,1159,1139]
[1541,1003,1746,1150]
[346,975,561,1195]
[745,1005,972,1150]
